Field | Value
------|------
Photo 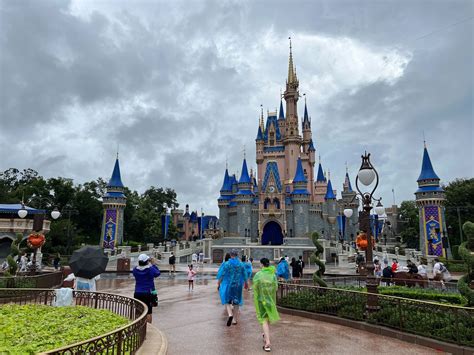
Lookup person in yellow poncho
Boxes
[253,258,280,352]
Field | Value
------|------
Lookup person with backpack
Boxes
[133,254,160,323]
[382,262,394,286]
[433,258,451,289]
[290,257,302,281]
[168,252,176,275]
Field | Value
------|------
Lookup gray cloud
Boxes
[0,0,472,215]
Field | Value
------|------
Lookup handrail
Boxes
[0,288,148,354]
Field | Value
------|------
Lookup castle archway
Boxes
[262,221,283,245]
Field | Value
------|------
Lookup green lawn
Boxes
[0,304,129,354]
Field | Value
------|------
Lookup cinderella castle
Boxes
[215,41,360,260]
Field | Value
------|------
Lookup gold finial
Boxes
[345,161,348,174]
[423,131,426,148]
[116,143,119,159]
[243,145,246,159]
[327,169,331,181]
[319,155,321,164]
[225,155,228,170]
[260,104,264,132]
[288,37,297,84]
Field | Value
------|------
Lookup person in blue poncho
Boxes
[276,257,290,281]
[217,249,247,326]
[242,255,253,291]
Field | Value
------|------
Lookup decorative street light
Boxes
[17,197,61,274]
[346,152,384,312]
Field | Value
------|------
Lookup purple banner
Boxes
[423,206,443,256]
[103,209,117,249]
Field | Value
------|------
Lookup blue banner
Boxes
[337,215,346,240]
[370,215,384,240]
[161,214,170,239]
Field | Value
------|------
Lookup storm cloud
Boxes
[0,0,472,214]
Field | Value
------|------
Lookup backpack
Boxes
[439,263,447,273]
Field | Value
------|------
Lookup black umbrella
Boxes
[69,246,109,279]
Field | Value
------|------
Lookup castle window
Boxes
[264,198,271,209]
[270,132,275,146]
[273,198,280,209]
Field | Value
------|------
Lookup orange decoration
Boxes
[27,233,45,249]
[356,232,375,251]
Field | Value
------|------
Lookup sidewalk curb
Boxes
[137,324,168,355]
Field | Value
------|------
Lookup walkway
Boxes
[98,273,434,354]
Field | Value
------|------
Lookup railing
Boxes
[277,283,474,347]
[0,271,63,289]
[299,275,459,291]
[0,288,148,354]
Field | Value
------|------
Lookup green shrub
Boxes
[378,286,468,306]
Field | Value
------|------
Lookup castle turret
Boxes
[415,143,446,256]
[101,156,127,248]
[235,158,254,238]
[341,167,359,240]
[218,168,233,235]
[314,158,328,203]
[291,157,310,237]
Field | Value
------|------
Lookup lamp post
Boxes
[344,152,384,312]
[17,197,61,274]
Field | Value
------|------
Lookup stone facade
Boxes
[218,41,359,246]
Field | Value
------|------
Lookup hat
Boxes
[230,249,239,257]
[138,254,150,262]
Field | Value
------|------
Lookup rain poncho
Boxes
[276,260,290,280]
[253,266,280,324]
[217,257,246,306]
[244,261,253,280]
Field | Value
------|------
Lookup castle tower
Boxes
[101,157,127,248]
[283,39,302,186]
[235,158,254,238]
[291,157,310,238]
[341,167,359,241]
[218,168,232,235]
[324,173,337,239]
[314,158,328,203]
[415,143,447,256]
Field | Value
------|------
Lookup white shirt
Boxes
[64,273,100,292]
[418,264,427,276]
[433,262,444,275]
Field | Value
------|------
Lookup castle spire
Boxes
[108,157,124,188]
[260,104,264,132]
[287,37,297,85]
[293,157,307,183]
[239,158,251,184]
[325,175,336,200]
[417,143,440,181]
[278,95,285,120]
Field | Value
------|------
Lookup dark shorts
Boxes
[134,292,153,314]
[188,280,194,283]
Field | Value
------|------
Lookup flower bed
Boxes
[0,304,128,353]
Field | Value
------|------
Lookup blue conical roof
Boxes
[417,146,440,181]
[325,179,336,200]
[278,99,285,120]
[316,162,325,182]
[108,158,124,187]
[308,139,316,152]
[239,158,251,184]
[293,158,307,183]
[220,169,231,192]
[256,126,263,140]
[345,172,353,192]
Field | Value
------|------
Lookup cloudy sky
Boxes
[1,0,472,215]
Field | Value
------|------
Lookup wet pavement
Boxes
[97,274,435,355]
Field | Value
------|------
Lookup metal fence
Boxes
[0,288,148,354]
[0,271,63,289]
[299,275,459,291]
[277,283,474,347]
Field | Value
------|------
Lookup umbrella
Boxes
[69,246,108,279]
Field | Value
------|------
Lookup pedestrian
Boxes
[391,258,399,272]
[276,257,290,281]
[298,255,305,277]
[19,253,28,272]
[407,260,418,274]
[433,258,451,290]
[382,262,394,286]
[253,257,280,352]
[53,253,61,270]
[132,254,160,323]
[418,260,428,277]
[217,249,246,326]
[374,259,382,277]
[192,252,198,264]
[355,252,365,273]
[290,257,302,281]
[284,255,289,263]
[242,255,253,291]
[187,264,197,291]
[199,251,204,264]
[64,273,101,292]
[168,252,176,275]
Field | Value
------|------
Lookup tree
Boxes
[444,178,474,247]
[310,232,327,287]
[399,200,419,249]
[457,221,474,306]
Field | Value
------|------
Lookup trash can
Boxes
[117,258,130,273]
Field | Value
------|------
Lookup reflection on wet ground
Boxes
[97,274,433,355]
